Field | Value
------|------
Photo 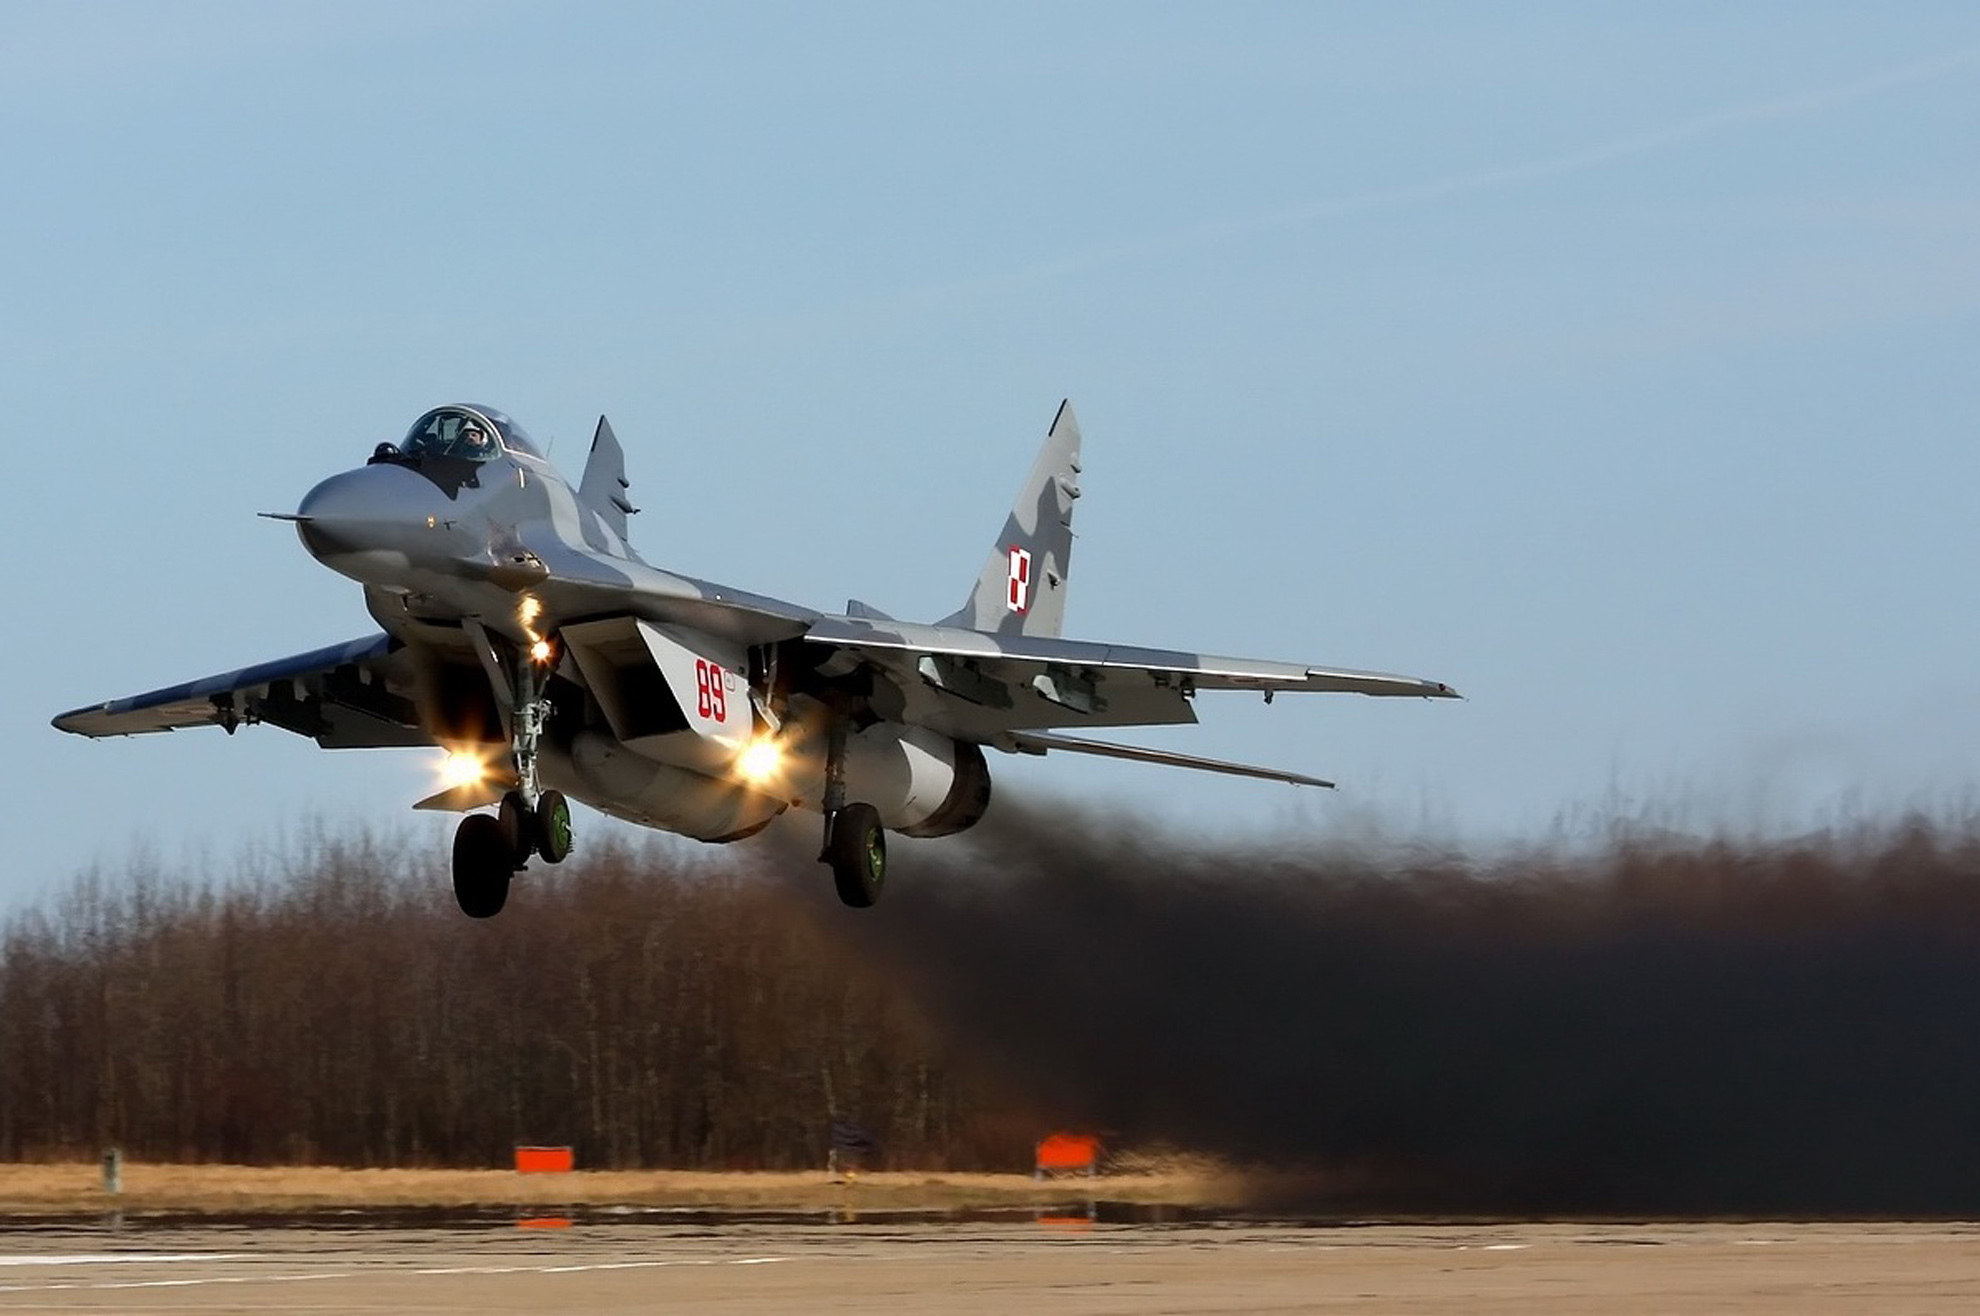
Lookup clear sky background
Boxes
[6,3,1979,909]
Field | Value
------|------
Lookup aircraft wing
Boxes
[802,616,1457,742]
[51,634,428,749]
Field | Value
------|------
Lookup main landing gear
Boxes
[818,718,885,908]
[452,640,573,920]
[823,802,886,907]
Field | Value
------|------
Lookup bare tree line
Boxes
[0,830,1000,1170]
[9,806,1980,1214]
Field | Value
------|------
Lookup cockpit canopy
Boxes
[396,405,543,463]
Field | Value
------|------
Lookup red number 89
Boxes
[694,659,728,722]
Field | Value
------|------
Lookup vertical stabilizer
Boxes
[940,400,1082,637]
[578,416,639,541]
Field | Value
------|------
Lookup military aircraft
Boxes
[54,402,1457,917]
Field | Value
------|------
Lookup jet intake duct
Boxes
[841,725,993,837]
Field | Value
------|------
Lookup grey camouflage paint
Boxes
[942,400,1081,639]
[53,399,1457,834]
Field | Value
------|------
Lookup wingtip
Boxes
[50,707,95,735]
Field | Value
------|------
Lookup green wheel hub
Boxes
[535,789,574,864]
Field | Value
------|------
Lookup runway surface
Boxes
[3,1214,1980,1313]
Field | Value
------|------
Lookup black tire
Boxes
[826,803,886,908]
[497,791,534,864]
[535,789,573,864]
[452,813,512,919]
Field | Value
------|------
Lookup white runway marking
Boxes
[0,1254,790,1295]
[0,1273,352,1294]
[0,1254,245,1267]
[413,1257,790,1276]
[95,1272,352,1290]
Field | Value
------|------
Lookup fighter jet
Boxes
[54,402,1457,917]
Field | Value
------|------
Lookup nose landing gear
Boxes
[452,813,513,919]
[450,637,572,919]
[534,789,574,863]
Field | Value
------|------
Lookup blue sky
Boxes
[7,3,1979,906]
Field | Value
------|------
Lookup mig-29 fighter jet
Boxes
[55,402,1457,918]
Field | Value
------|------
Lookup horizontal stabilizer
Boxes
[1001,730,1335,788]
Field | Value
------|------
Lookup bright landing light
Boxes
[529,638,553,665]
[736,739,782,785]
[438,750,489,790]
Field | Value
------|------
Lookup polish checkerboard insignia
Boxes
[1006,546,1032,614]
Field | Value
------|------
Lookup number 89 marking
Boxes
[694,658,729,722]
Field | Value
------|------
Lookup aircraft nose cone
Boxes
[296,469,378,559]
[294,465,445,567]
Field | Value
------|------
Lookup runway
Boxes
[4,1215,1980,1313]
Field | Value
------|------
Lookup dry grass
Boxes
[0,1159,1244,1216]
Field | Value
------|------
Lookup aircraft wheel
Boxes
[497,791,535,864]
[535,789,573,864]
[453,814,512,919]
[826,803,886,908]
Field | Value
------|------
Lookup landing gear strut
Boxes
[451,634,572,919]
[819,717,886,907]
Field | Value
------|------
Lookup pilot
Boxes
[460,421,491,454]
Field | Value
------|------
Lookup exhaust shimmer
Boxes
[793,801,1980,1215]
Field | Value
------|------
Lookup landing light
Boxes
[437,749,488,790]
[529,638,554,665]
[737,738,782,785]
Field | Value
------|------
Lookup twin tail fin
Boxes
[939,400,1082,638]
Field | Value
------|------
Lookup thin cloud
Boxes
[1243,41,1980,232]
[939,42,1980,299]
